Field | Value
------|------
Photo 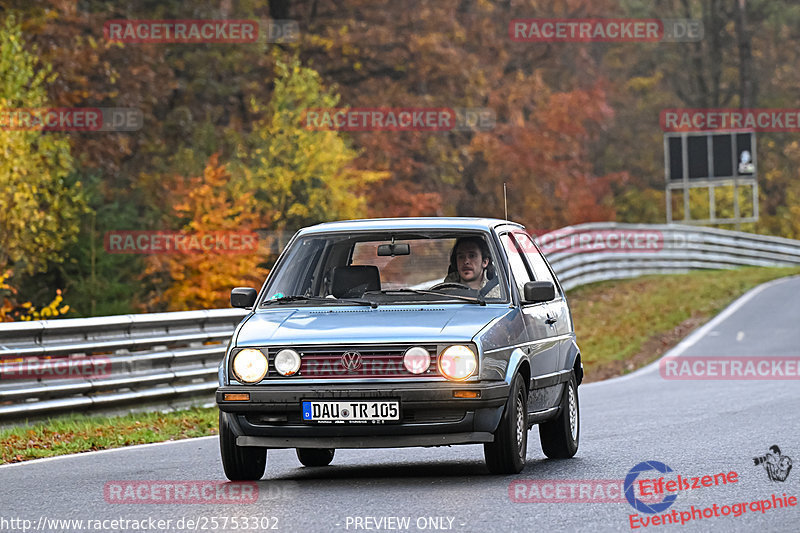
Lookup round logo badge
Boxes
[624,461,678,514]
[341,351,363,372]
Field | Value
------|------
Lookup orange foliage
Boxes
[469,76,623,228]
[301,0,628,223]
[142,155,268,311]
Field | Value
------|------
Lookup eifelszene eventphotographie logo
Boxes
[624,461,679,514]
[753,445,793,482]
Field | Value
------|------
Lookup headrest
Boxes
[330,266,381,298]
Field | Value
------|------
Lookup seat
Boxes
[330,266,381,298]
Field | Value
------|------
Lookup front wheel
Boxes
[219,412,267,481]
[296,448,335,467]
[539,373,579,459]
[483,374,528,474]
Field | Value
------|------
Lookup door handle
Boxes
[545,316,558,325]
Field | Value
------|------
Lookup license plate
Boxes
[302,400,400,423]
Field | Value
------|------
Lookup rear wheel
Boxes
[483,374,527,474]
[219,412,267,481]
[539,373,579,459]
[296,448,336,467]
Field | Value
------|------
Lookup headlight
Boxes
[274,349,301,376]
[232,348,268,383]
[439,345,477,381]
[403,346,430,374]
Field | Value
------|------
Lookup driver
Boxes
[442,236,501,298]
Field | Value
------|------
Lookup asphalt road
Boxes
[1,276,799,533]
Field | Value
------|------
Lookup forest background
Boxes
[2,0,798,319]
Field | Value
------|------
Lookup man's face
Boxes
[456,242,489,287]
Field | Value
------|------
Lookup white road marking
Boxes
[585,275,799,388]
[736,331,745,341]
[0,436,217,469]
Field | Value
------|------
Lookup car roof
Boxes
[298,217,524,235]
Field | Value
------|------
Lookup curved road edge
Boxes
[584,274,800,388]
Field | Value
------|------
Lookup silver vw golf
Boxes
[217,217,583,480]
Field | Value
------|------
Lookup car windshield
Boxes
[260,231,509,306]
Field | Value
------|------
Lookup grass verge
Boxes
[1,266,798,463]
[570,266,800,382]
[0,407,217,464]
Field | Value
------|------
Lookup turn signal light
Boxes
[223,393,250,401]
[453,390,480,399]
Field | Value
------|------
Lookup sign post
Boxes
[665,131,758,226]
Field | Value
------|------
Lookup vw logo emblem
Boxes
[341,351,363,371]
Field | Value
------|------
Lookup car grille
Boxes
[268,344,441,379]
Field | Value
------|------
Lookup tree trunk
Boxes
[736,0,757,108]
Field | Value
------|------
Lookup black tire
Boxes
[483,373,528,474]
[219,411,267,481]
[539,373,579,459]
[296,448,336,467]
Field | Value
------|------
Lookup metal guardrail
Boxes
[2,223,800,422]
[543,223,800,290]
[0,309,246,422]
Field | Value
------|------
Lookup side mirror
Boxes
[523,281,555,304]
[231,287,258,308]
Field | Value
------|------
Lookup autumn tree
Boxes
[142,154,266,311]
[0,270,69,322]
[296,0,626,225]
[234,51,387,238]
[0,13,86,274]
[601,0,800,234]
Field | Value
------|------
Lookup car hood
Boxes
[235,305,511,346]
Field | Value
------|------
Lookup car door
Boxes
[498,231,561,383]
[513,230,574,372]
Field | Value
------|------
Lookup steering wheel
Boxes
[429,282,472,291]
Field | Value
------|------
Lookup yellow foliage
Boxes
[142,155,268,311]
[0,15,85,274]
[0,270,69,322]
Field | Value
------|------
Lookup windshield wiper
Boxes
[261,295,377,308]
[365,289,485,306]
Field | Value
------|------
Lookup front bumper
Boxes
[216,381,510,449]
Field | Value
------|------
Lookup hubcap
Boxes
[568,383,578,441]
[515,391,525,457]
